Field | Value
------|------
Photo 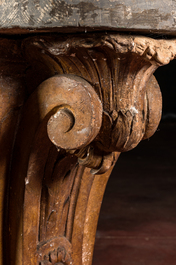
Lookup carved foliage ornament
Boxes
[7,34,175,265]
[22,33,171,174]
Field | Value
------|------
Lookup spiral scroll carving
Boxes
[6,32,175,265]
[23,33,164,173]
[4,33,176,265]
[40,74,103,150]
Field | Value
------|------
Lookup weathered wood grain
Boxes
[0,32,174,265]
[0,0,176,34]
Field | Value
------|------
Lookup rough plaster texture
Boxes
[0,0,176,33]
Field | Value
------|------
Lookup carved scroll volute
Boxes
[21,74,103,265]
[96,71,162,153]
[23,33,164,158]
[18,33,176,265]
[45,74,102,150]
[142,75,162,140]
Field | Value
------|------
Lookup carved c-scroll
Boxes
[6,33,176,265]
[23,34,165,164]
[45,74,102,150]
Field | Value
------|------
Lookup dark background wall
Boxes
[154,59,176,120]
[93,58,176,265]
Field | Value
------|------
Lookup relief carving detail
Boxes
[23,33,165,173]
[4,33,176,265]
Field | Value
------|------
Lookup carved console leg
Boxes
[2,34,176,265]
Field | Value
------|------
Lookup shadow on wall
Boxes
[154,59,176,120]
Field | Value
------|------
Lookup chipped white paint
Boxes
[130,106,138,114]
[25,178,29,185]
[126,6,132,19]
[77,127,89,134]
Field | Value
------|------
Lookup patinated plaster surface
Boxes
[0,0,176,34]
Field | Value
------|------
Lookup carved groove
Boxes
[5,33,173,265]
[24,34,163,154]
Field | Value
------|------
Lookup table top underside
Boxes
[0,0,176,35]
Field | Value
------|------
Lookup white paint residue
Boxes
[25,178,29,185]
[54,112,59,119]
[172,10,176,23]
[82,243,91,264]
[130,106,138,114]
[126,6,132,19]
[87,91,92,98]
[77,127,89,134]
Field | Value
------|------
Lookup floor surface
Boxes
[93,121,176,265]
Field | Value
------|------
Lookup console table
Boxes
[0,1,176,264]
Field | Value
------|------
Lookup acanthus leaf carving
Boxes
[5,33,174,265]
[23,33,164,157]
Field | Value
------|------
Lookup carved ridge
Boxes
[103,35,176,65]
[39,246,72,265]
[26,34,176,65]
[23,33,163,160]
[8,33,169,265]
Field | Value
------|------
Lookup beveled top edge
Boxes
[24,33,176,66]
